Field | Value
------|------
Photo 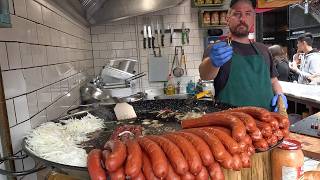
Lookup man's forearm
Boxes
[199,57,220,80]
[271,77,283,94]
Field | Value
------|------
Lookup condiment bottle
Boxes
[176,81,181,94]
[166,75,175,95]
[205,0,213,4]
[197,0,205,5]
[211,12,219,25]
[271,139,304,180]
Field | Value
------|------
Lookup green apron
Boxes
[218,42,274,110]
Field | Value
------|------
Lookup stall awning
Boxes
[257,0,302,8]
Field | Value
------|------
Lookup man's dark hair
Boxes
[230,0,256,8]
[297,33,314,46]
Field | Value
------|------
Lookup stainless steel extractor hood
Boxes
[48,0,185,26]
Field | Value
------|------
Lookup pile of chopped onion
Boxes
[26,113,104,167]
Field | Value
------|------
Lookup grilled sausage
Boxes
[138,137,168,178]
[253,139,269,151]
[104,140,127,172]
[266,135,278,146]
[87,149,107,180]
[232,154,243,171]
[132,171,145,180]
[281,129,290,138]
[246,144,255,156]
[273,129,284,141]
[163,134,202,175]
[165,161,181,180]
[181,172,195,180]
[110,167,125,180]
[207,162,225,180]
[204,127,241,154]
[184,129,233,169]
[270,112,290,129]
[181,113,246,142]
[175,131,214,166]
[195,166,209,180]
[227,111,258,133]
[255,120,273,138]
[229,106,271,122]
[249,128,263,141]
[240,152,251,168]
[141,152,160,180]
[147,135,188,175]
[125,139,142,178]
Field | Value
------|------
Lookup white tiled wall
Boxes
[91,0,208,91]
[0,0,93,179]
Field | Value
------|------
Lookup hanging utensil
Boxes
[181,49,187,75]
[160,16,165,47]
[147,21,152,49]
[143,17,147,49]
[151,21,155,49]
[181,22,186,45]
[172,48,184,77]
[170,24,174,44]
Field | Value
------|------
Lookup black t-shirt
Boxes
[203,41,278,96]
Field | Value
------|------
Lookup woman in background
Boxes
[269,45,290,82]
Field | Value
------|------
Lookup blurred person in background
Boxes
[269,45,290,82]
[290,33,320,84]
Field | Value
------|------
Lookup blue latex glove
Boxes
[209,41,233,67]
[271,94,288,112]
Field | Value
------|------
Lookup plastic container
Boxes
[271,139,304,180]
[186,80,196,94]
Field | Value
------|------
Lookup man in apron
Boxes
[199,0,287,111]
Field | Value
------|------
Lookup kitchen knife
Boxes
[143,25,147,49]
[160,16,165,47]
[147,25,152,48]
[156,20,161,47]
[170,24,174,44]
[151,21,155,49]
[182,22,186,45]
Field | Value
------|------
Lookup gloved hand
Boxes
[209,41,233,67]
[271,94,288,112]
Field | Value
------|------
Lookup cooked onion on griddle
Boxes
[26,113,104,167]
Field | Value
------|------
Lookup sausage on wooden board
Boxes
[253,139,269,151]
[266,135,278,146]
[165,160,181,180]
[132,171,145,180]
[183,129,234,169]
[181,113,246,142]
[232,154,243,171]
[163,133,202,175]
[175,131,215,166]
[181,172,195,180]
[228,106,271,122]
[87,149,107,180]
[273,129,284,141]
[255,120,273,138]
[227,111,258,133]
[125,139,143,178]
[203,127,241,154]
[104,140,127,172]
[230,107,280,130]
[138,137,168,178]
[147,135,188,175]
[141,152,160,180]
[207,162,225,180]
[240,152,251,168]
[109,167,125,180]
[195,166,209,180]
[270,112,290,129]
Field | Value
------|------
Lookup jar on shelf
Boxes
[213,0,222,4]
[211,11,219,25]
[205,0,213,4]
[271,139,304,180]
[203,11,211,26]
[197,0,205,5]
[219,11,227,25]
